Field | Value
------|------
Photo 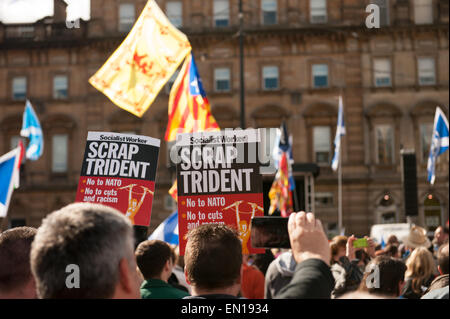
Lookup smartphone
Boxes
[353,238,368,248]
[250,217,290,249]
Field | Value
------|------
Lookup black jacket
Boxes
[275,258,335,299]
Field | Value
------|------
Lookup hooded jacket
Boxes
[264,252,297,299]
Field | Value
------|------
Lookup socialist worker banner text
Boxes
[76,132,160,226]
[176,129,265,255]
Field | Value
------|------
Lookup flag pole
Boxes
[238,0,245,129]
[338,146,343,235]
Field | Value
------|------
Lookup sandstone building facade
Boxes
[0,0,448,236]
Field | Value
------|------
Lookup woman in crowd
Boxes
[401,247,436,299]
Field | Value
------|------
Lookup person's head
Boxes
[405,246,435,295]
[184,224,242,296]
[330,235,347,264]
[135,240,175,282]
[359,256,407,297]
[403,225,431,251]
[375,244,399,258]
[31,203,141,299]
[434,226,449,246]
[387,235,399,246]
[0,227,37,299]
[437,243,449,275]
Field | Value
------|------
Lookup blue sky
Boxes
[0,0,90,23]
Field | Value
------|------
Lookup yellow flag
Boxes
[89,0,191,117]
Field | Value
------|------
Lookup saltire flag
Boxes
[165,53,220,201]
[427,106,449,184]
[20,100,43,161]
[148,210,179,245]
[331,96,346,171]
[268,123,294,217]
[165,53,220,141]
[0,147,22,218]
[89,0,191,117]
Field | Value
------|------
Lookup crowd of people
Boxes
[0,202,448,299]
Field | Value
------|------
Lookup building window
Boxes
[214,68,231,92]
[53,75,68,99]
[262,0,277,25]
[262,66,279,90]
[214,0,229,27]
[374,59,392,87]
[424,195,441,232]
[313,126,331,164]
[312,64,329,88]
[12,76,27,100]
[310,0,327,24]
[375,124,395,165]
[417,57,436,86]
[119,3,135,32]
[166,1,182,27]
[420,122,433,163]
[52,134,68,173]
[414,0,433,24]
[315,192,334,207]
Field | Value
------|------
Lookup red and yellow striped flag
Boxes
[89,0,191,117]
[165,53,219,141]
[166,53,220,201]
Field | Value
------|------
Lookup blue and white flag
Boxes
[20,100,43,161]
[427,107,449,185]
[148,210,179,245]
[331,96,346,171]
[0,147,21,217]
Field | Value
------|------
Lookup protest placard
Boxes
[176,129,265,255]
[75,132,160,226]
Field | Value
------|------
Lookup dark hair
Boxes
[135,240,174,279]
[359,256,407,297]
[0,227,37,292]
[376,244,398,258]
[437,243,449,275]
[184,224,242,290]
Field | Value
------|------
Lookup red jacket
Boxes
[241,263,265,299]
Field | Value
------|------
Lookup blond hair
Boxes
[405,247,435,295]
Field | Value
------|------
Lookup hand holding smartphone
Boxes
[250,216,290,249]
[352,238,368,248]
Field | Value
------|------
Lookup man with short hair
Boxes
[0,226,37,299]
[183,224,243,299]
[135,239,189,299]
[30,202,142,298]
[422,243,449,299]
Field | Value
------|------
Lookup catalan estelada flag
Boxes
[165,53,220,141]
[89,0,191,117]
[165,53,220,201]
